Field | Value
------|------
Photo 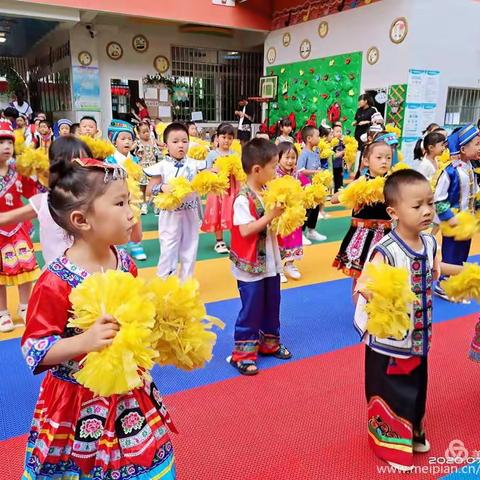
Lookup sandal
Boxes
[228,357,259,376]
[259,344,292,360]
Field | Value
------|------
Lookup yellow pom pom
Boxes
[69,270,157,396]
[14,130,26,156]
[304,183,328,209]
[318,139,334,159]
[339,176,385,211]
[155,122,169,140]
[294,143,303,156]
[385,123,401,138]
[124,157,143,181]
[79,136,116,160]
[16,147,49,185]
[363,262,416,339]
[343,136,358,168]
[437,148,451,167]
[440,210,480,241]
[149,276,224,370]
[191,170,229,196]
[213,154,247,183]
[188,144,209,161]
[263,176,306,237]
[390,162,410,173]
[153,176,193,211]
[441,262,480,302]
[312,170,333,188]
[231,139,242,155]
[330,137,339,148]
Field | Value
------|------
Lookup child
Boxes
[14,115,28,144]
[0,121,42,331]
[146,122,205,281]
[434,124,480,301]
[21,158,176,479]
[332,123,346,192]
[186,121,199,138]
[79,115,98,138]
[333,139,393,299]
[32,120,53,152]
[70,122,80,136]
[412,131,445,181]
[228,138,292,375]
[133,121,161,215]
[202,122,238,254]
[55,118,72,138]
[297,125,327,244]
[355,169,439,472]
[106,119,147,261]
[276,142,308,282]
[274,117,294,145]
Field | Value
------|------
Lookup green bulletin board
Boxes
[267,51,362,132]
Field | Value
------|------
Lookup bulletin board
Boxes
[267,51,362,132]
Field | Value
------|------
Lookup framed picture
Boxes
[106,42,123,60]
[390,17,408,44]
[259,76,278,100]
[132,34,149,53]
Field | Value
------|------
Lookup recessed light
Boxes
[0,38,6,44]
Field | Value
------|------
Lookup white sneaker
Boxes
[386,461,414,472]
[284,263,301,280]
[302,233,312,246]
[140,203,148,215]
[306,229,327,242]
[413,439,431,453]
[214,241,229,254]
[280,273,288,283]
[0,311,14,332]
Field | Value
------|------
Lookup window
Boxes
[171,46,262,122]
[445,87,480,126]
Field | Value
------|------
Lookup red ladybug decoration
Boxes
[288,112,296,131]
[327,102,341,123]
[321,94,329,99]
[345,58,351,65]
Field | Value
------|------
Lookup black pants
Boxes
[333,167,343,192]
[302,206,319,231]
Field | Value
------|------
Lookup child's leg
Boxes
[178,209,200,281]
[17,281,32,323]
[0,285,6,311]
[157,210,181,278]
[303,206,319,231]
[215,230,223,242]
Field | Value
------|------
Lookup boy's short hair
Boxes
[242,138,278,174]
[217,122,235,137]
[332,123,343,130]
[79,116,97,125]
[318,125,330,138]
[384,169,430,207]
[39,120,51,128]
[301,125,318,143]
[163,122,189,143]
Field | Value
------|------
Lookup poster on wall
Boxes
[72,66,101,111]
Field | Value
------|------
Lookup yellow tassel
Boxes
[385,123,401,138]
[213,154,247,183]
[79,136,116,160]
[318,139,334,159]
[16,147,49,185]
[263,176,306,237]
[191,170,229,196]
[231,139,242,155]
[68,270,157,396]
[330,137,340,148]
[149,276,224,370]
[441,262,480,302]
[312,170,333,188]
[440,210,480,241]
[153,177,193,211]
[363,262,416,340]
[343,136,358,168]
[303,183,328,209]
[339,176,385,211]
[188,144,209,161]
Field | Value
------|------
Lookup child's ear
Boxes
[386,205,398,221]
[252,164,260,174]
[70,209,90,233]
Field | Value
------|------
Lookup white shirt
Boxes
[412,157,436,181]
[231,194,283,282]
[12,101,32,118]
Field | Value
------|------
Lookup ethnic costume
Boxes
[355,231,437,468]
[229,185,284,364]
[21,248,176,480]
[0,162,40,285]
[333,175,391,279]
[132,139,161,186]
[470,320,480,362]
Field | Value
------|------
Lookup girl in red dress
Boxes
[0,121,41,332]
[21,158,176,479]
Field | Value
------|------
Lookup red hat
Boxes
[0,121,14,141]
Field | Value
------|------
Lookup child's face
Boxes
[364,144,392,177]
[16,117,25,128]
[253,155,279,185]
[429,141,445,158]
[333,126,343,139]
[59,124,71,137]
[138,126,150,141]
[217,133,234,151]
[188,124,198,137]
[88,179,135,246]
[115,132,134,155]
[281,124,292,135]
[0,139,13,162]
[307,130,320,147]
[166,129,189,160]
[38,123,50,135]
[387,181,434,234]
[80,119,97,137]
[461,136,480,161]
[279,149,297,173]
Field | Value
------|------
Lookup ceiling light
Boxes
[0,38,6,44]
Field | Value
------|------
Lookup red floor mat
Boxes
[2,314,479,480]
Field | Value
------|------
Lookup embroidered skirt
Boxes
[278,227,303,262]
[23,372,176,479]
[469,319,480,362]
[333,218,391,278]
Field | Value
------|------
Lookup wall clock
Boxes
[106,42,123,60]
[153,55,170,73]
[282,32,291,47]
[366,46,380,65]
[132,34,149,53]
[266,47,276,64]
[318,21,329,38]
[299,39,311,59]
[390,17,408,44]
[78,51,92,66]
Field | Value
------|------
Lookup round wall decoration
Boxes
[106,42,123,60]
[390,17,408,44]
[132,34,149,53]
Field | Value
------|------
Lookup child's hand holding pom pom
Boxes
[153,177,194,211]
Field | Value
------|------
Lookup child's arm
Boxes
[0,204,36,226]
[439,262,463,277]
[434,170,458,226]
[238,206,283,237]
